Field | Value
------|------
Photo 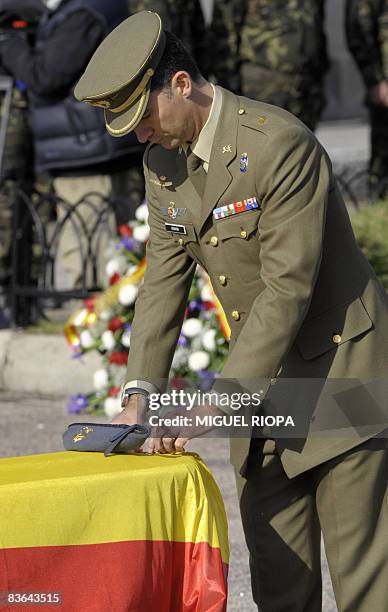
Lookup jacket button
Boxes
[210,236,218,246]
[240,230,247,239]
[219,275,227,285]
[332,334,342,344]
[178,238,184,246]
[231,310,240,321]
[238,108,245,115]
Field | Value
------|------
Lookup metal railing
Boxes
[0,185,119,326]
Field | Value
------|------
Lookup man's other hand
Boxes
[148,403,225,454]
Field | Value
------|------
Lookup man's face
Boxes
[134,78,194,149]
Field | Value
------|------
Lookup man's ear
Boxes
[171,71,192,98]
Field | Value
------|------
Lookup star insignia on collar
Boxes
[222,144,232,154]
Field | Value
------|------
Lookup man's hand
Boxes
[368,81,388,107]
[148,403,225,454]
[110,393,148,426]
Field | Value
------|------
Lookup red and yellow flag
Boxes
[0,452,228,612]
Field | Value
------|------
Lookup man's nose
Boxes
[134,125,153,143]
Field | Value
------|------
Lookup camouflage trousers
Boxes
[0,88,33,283]
[240,63,325,131]
[0,180,16,282]
[369,105,388,202]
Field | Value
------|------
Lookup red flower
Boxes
[109,272,121,286]
[202,301,215,311]
[108,317,123,332]
[84,297,96,311]
[108,351,129,365]
[108,386,121,397]
[118,224,133,237]
[171,376,189,391]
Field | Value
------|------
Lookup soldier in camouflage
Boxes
[0,84,33,285]
[346,0,388,201]
[128,0,207,76]
[209,0,329,131]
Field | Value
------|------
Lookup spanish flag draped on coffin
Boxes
[0,451,229,611]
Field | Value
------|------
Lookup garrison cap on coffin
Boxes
[74,11,166,137]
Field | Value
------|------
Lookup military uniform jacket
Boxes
[126,88,388,478]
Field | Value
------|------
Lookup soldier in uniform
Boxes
[210,0,329,130]
[75,12,388,611]
[346,0,388,201]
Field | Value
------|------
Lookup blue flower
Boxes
[198,370,215,391]
[120,237,135,252]
[178,334,188,347]
[67,394,89,414]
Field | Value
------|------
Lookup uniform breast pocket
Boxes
[168,223,197,247]
[216,209,262,271]
[168,223,205,266]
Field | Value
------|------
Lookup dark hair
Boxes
[151,31,202,91]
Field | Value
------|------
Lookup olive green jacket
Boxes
[126,88,388,478]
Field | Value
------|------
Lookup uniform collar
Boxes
[190,84,223,165]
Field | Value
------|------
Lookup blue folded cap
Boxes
[63,422,151,456]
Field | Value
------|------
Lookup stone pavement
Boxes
[1,392,337,612]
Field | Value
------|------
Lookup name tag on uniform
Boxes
[213,196,260,220]
[165,223,187,235]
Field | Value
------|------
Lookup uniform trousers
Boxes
[240,435,388,612]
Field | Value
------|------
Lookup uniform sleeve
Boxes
[124,153,197,390]
[218,124,332,382]
[1,11,105,97]
[345,0,387,87]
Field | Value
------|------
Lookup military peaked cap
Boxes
[74,11,166,137]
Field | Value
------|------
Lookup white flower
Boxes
[101,330,116,351]
[99,310,112,321]
[182,318,203,338]
[118,284,138,306]
[93,368,108,391]
[202,329,216,351]
[200,284,214,302]
[188,351,210,372]
[135,203,149,222]
[133,224,150,242]
[172,346,189,369]
[121,329,131,348]
[104,396,122,418]
[125,265,138,277]
[105,258,121,278]
[80,330,94,349]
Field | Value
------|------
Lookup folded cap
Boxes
[74,11,165,137]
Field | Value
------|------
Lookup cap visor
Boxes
[105,84,150,137]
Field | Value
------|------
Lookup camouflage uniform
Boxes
[210,0,329,131]
[0,84,33,282]
[346,0,388,201]
[128,0,207,75]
